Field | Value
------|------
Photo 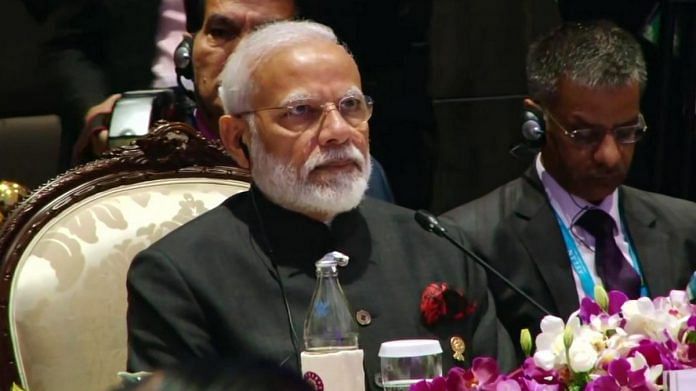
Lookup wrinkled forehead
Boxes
[551,77,640,113]
[278,86,364,106]
[252,42,362,105]
[204,0,295,25]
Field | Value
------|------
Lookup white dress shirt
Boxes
[535,154,635,302]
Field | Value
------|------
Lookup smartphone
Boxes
[108,89,175,148]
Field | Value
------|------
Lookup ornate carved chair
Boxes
[0,122,250,391]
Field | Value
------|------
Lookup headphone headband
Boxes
[184,0,205,33]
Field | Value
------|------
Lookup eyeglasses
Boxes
[237,94,374,133]
[544,110,647,146]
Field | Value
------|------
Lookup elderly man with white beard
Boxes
[126,20,514,388]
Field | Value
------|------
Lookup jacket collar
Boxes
[512,165,582,319]
[235,185,371,282]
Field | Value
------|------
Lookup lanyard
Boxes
[553,211,648,299]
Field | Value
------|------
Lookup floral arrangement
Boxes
[411,287,696,390]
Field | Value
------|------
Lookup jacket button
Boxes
[356,309,371,326]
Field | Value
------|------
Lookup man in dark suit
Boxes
[42,0,181,169]
[127,20,514,388]
[64,0,394,202]
[443,20,696,341]
[64,0,294,162]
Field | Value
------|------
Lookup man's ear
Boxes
[219,114,250,169]
[523,97,542,113]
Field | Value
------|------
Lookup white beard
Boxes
[249,129,372,220]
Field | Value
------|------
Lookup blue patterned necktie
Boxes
[575,209,641,299]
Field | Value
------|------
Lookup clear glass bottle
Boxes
[303,251,359,352]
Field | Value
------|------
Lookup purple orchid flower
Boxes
[521,358,559,384]
[608,290,629,315]
[457,357,504,390]
[630,340,684,371]
[506,358,560,391]
[579,297,603,324]
[578,291,628,324]
[410,376,447,391]
[676,342,696,367]
[494,379,522,391]
[585,358,652,391]
[687,315,696,330]
[410,357,511,391]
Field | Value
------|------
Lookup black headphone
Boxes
[240,141,250,161]
[521,107,545,145]
[175,0,203,83]
[249,188,302,371]
[509,106,546,158]
[174,35,197,102]
[174,35,194,81]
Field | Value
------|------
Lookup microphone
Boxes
[415,210,552,316]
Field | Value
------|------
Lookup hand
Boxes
[71,93,122,165]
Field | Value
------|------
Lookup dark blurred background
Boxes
[1,0,695,212]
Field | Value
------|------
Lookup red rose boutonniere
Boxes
[420,282,477,327]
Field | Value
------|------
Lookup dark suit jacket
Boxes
[443,166,696,340]
[127,189,514,389]
[42,0,160,167]
[47,0,160,115]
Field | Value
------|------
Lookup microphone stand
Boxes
[415,210,552,316]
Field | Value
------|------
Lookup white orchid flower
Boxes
[568,337,599,373]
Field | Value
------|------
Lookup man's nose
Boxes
[594,132,623,168]
[317,104,352,146]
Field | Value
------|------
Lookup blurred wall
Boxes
[429,0,560,212]
[1,0,565,204]
[302,0,561,211]
[0,0,59,117]
[302,0,437,209]
[0,0,61,188]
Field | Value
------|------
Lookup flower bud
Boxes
[563,325,574,349]
[594,285,609,312]
[520,328,533,357]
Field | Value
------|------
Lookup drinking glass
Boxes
[378,339,443,390]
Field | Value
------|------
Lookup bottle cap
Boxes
[316,251,349,268]
[378,339,442,358]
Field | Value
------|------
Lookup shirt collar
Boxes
[535,153,620,230]
[243,185,369,269]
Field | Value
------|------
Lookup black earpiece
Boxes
[521,108,545,143]
[174,35,194,81]
[509,106,546,158]
[240,141,250,161]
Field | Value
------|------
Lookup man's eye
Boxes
[572,128,601,143]
[209,27,237,40]
[614,126,638,140]
[340,97,361,111]
[286,104,315,117]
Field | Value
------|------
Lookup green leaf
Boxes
[685,331,696,344]
[568,372,591,389]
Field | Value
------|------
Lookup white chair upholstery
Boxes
[0,122,250,391]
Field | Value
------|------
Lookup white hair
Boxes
[218,20,339,114]
[248,119,372,219]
